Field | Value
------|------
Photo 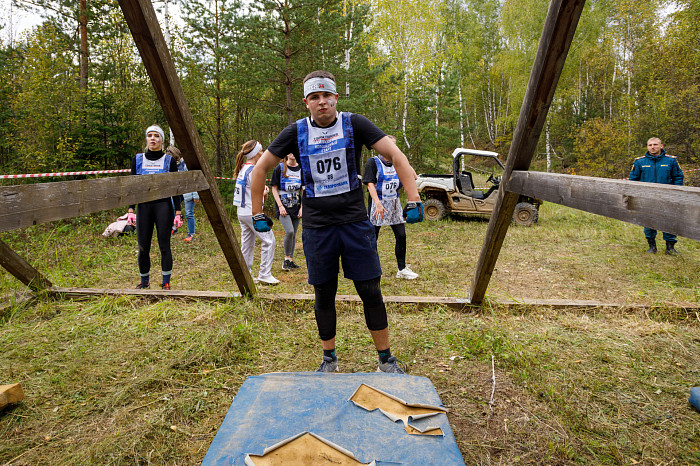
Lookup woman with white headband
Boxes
[232,140,278,285]
[126,124,183,290]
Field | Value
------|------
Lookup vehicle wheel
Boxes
[512,202,538,226]
[423,198,447,221]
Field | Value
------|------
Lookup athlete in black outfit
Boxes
[127,125,183,290]
[248,70,423,373]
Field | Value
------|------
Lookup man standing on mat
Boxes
[249,70,423,373]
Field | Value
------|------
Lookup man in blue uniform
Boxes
[249,70,423,373]
[629,137,684,255]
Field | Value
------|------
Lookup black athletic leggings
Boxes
[314,275,387,341]
[136,199,174,276]
[375,224,406,270]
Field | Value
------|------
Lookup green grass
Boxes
[1,203,699,464]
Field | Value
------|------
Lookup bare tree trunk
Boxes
[79,0,88,91]
[434,81,439,170]
[458,79,464,148]
[164,0,174,146]
[610,63,616,120]
[215,0,222,176]
[343,0,353,97]
[402,75,410,150]
[546,120,551,173]
[626,22,632,157]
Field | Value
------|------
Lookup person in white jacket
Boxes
[232,140,278,285]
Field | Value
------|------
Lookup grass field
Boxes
[1,202,699,464]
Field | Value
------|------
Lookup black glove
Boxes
[252,213,273,232]
[403,201,424,224]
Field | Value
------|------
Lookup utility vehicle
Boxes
[415,148,541,225]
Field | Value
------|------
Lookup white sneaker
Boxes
[396,266,419,280]
[256,275,280,285]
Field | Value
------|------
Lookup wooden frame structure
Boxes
[1,0,698,308]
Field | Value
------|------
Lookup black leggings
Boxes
[314,275,387,341]
[136,199,174,276]
[375,223,406,270]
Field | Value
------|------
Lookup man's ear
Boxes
[303,98,309,109]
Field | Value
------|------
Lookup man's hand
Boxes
[126,212,136,226]
[403,201,424,224]
[253,213,273,232]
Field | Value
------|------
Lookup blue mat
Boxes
[202,372,465,465]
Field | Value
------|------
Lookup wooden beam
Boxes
[508,171,700,241]
[50,286,242,301]
[0,239,52,291]
[470,0,587,305]
[46,287,700,312]
[0,383,25,409]
[117,0,255,296]
[0,171,208,233]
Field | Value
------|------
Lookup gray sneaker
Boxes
[377,356,406,374]
[315,356,339,373]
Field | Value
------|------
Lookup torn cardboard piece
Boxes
[245,431,376,465]
[349,383,447,435]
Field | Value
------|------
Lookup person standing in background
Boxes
[233,140,279,285]
[167,145,200,243]
[127,125,183,290]
[271,153,303,271]
[629,137,684,255]
[363,135,419,280]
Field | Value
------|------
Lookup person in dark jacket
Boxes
[629,137,684,255]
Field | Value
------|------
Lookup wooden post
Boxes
[117,0,255,295]
[469,0,587,305]
[0,239,52,291]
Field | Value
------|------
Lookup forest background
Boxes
[0,0,697,183]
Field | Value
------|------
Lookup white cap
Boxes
[145,125,165,142]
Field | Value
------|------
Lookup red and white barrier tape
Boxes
[1,170,266,182]
[7,167,694,182]
[0,169,130,179]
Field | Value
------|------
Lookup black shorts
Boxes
[302,220,382,285]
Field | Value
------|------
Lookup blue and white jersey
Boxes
[233,163,255,209]
[373,157,401,200]
[278,165,302,208]
[136,153,172,176]
[296,112,360,198]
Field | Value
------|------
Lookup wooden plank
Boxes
[508,171,700,241]
[0,171,208,233]
[46,287,700,311]
[49,287,472,310]
[117,0,255,296]
[50,286,242,301]
[470,0,587,305]
[0,239,52,291]
[0,383,25,409]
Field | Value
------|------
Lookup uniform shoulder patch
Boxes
[634,156,645,160]
[666,154,677,159]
